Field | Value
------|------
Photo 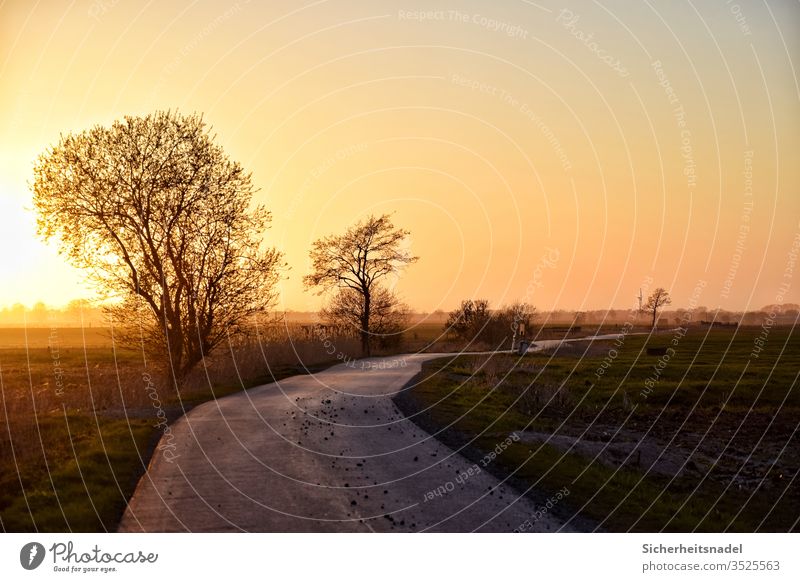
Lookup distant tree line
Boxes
[0,300,106,327]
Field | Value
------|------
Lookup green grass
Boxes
[4,325,797,532]
[0,332,348,532]
[395,327,800,532]
[0,413,153,532]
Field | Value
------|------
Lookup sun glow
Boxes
[0,1,798,312]
[0,180,91,308]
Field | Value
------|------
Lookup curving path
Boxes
[119,353,574,532]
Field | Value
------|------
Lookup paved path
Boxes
[119,353,573,532]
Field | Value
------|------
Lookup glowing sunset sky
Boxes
[1,0,798,313]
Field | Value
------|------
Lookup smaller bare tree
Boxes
[321,287,409,349]
[304,214,417,356]
[644,287,672,329]
[505,302,535,349]
[445,299,491,340]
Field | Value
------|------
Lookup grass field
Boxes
[0,325,363,532]
[394,327,800,532]
[5,322,795,532]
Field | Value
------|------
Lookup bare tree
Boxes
[445,299,491,340]
[504,302,535,349]
[644,287,672,329]
[32,111,283,386]
[320,286,409,349]
[304,214,417,356]
[445,299,535,349]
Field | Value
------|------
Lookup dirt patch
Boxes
[512,428,710,480]
[514,409,799,497]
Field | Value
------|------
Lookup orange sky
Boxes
[1,0,798,313]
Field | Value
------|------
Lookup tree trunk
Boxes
[361,291,371,357]
[164,315,186,390]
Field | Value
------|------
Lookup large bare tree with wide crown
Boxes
[32,110,283,387]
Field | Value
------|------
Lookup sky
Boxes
[0,0,798,314]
